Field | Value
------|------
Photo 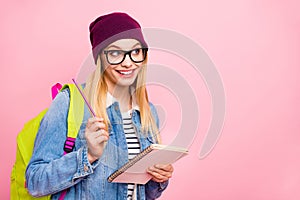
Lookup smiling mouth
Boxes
[115,69,134,75]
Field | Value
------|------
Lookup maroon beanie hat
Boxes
[89,12,148,63]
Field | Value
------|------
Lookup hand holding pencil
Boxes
[85,117,109,163]
[72,78,109,164]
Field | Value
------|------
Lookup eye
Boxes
[131,49,141,55]
[108,50,121,57]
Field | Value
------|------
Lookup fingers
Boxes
[147,170,170,182]
[85,117,109,147]
[154,164,174,173]
[94,129,109,142]
[95,129,108,138]
[147,164,174,182]
[87,128,109,144]
[88,117,104,123]
[86,117,106,132]
[85,117,109,163]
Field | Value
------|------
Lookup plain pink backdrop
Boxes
[1,0,300,199]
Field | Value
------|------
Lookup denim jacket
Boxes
[26,89,168,199]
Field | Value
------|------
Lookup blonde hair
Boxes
[83,54,161,143]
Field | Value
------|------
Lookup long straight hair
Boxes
[83,55,161,143]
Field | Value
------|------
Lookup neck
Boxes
[107,84,132,112]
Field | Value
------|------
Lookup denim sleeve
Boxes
[25,89,99,197]
[145,180,169,199]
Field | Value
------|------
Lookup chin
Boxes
[115,79,137,87]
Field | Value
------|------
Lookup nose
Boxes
[121,54,133,68]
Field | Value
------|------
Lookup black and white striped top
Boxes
[122,111,140,200]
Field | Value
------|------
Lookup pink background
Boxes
[1,0,300,199]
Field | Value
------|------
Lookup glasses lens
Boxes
[106,50,124,64]
[130,48,147,62]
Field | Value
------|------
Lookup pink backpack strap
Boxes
[58,190,67,200]
[58,190,68,200]
[51,83,63,100]
[58,137,77,199]
[63,137,76,155]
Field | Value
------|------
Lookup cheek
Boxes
[135,66,143,75]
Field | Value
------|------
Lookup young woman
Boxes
[26,12,173,200]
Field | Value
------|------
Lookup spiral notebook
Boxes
[107,144,188,184]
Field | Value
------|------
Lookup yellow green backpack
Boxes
[10,83,85,199]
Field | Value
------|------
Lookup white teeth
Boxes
[119,70,133,75]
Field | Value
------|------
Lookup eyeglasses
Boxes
[103,48,148,65]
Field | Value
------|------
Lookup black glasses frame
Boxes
[103,48,148,65]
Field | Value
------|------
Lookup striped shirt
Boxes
[122,111,140,200]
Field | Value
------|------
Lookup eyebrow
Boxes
[106,42,141,50]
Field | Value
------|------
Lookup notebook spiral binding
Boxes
[107,145,154,182]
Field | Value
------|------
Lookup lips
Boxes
[115,69,134,75]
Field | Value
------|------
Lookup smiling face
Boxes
[101,39,146,92]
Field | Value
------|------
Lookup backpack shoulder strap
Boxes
[61,84,85,154]
[59,83,85,199]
